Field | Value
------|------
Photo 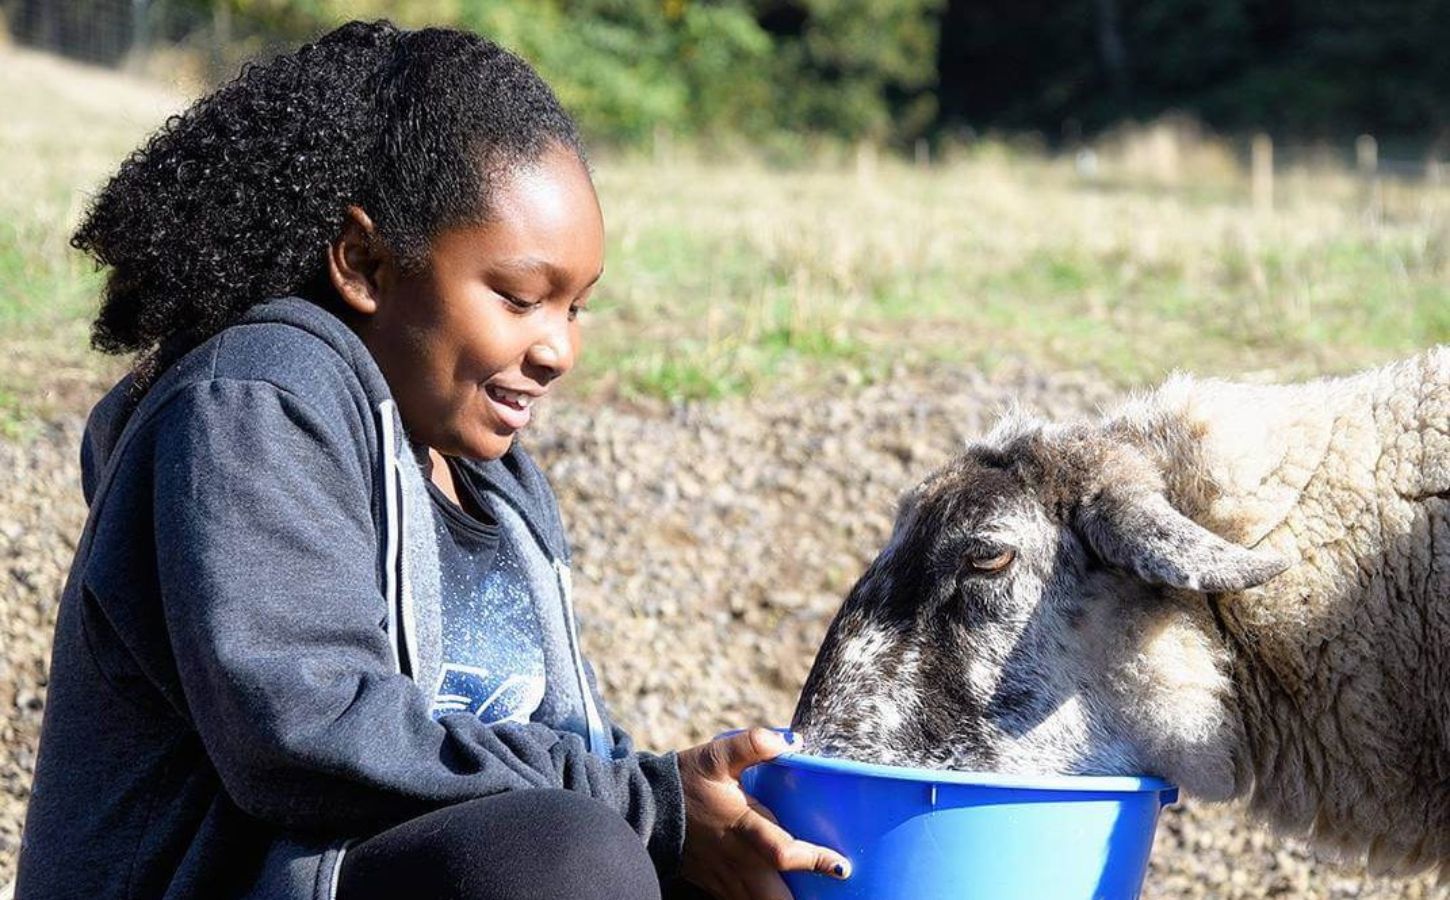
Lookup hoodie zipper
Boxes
[381,407,607,756]
[478,475,610,757]
[554,560,608,755]
[377,400,413,677]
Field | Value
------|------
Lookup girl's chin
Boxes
[468,429,516,461]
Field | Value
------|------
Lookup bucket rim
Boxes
[759,749,1178,795]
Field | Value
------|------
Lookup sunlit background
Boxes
[2,2,1447,896]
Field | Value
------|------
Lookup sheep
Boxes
[792,347,1450,875]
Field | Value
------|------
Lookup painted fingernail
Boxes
[833,862,850,879]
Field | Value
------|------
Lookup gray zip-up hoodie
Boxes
[15,297,684,899]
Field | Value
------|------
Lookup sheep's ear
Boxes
[1077,490,1290,592]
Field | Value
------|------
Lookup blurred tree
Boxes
[165,0,456,42]
[14,0,1447,147]
[937,0,1101,134]
[5,0,138,63]
[150,0,941,145]
[936,0,1450,143]
[461,0,774,144]
[756,0,946,140]
[152,0,784,144]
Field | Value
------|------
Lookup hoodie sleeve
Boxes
[149,378,685,871]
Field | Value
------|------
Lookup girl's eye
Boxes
[568,304,587,322]
[967,548,1016,573]
[499,292,538,311]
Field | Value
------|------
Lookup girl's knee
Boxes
[442,790,660,900]
[341,790,661,900]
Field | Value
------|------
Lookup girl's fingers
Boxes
[717,727,793,779]
[778,839,852,879]
[749,796,782,826]
[732,808,851,879]
[741,866,794,900]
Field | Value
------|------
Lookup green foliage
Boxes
[759,0,945,139]
[937,0,1450,141]
[16,0,1450,145]
[137,0,942,146]
[459,1,773,143]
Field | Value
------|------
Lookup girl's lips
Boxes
[484,384,534,430]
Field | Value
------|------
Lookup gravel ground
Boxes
[2,363,1445,897]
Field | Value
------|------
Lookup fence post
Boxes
[1355,134,1378,176]
[210,0,232,80]
[127,0,152,71]
[855,141,877,187]
[1251,133,1273,214]
[1356,134,1381,219]
[652,124,674,167]
[36,0,59,50]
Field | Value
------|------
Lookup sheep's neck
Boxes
[1122,355,1450,873]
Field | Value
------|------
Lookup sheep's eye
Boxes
[967,549,1016,573]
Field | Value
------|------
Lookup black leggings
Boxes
[337,789,709,900]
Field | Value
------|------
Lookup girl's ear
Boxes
[328,206,388,316]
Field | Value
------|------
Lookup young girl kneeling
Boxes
[16,20,847,900]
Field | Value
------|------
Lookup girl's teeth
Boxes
[493,388,532,408]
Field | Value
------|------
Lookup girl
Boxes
[15,20,848,900]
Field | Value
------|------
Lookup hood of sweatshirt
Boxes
[106,296,578,685]
[81,297,392,504]
[18,296,670,900]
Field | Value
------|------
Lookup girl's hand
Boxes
[677,727,851,900]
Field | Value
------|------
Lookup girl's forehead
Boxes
[433,152,603,283]
[491,152,601,237]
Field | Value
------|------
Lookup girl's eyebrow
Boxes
[493,256,604,288]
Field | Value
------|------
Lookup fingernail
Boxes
[832,862,850,879]
[784,729,802,746]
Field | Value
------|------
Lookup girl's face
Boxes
[340,145,603,460]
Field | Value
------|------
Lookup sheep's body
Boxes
[793,347,1449,876]
[1112,347,1450,870]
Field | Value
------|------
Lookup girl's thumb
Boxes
[720,727,800,778]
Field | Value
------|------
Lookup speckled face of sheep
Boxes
[792,418,1290,799]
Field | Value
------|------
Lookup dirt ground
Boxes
[3,361,1445,897]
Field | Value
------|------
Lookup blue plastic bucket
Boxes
[740,743,1178,900]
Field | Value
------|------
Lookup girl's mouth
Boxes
[485,385,535,430]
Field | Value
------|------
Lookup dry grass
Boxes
[0,47,180,430]
[2,43,1449,899]
[591,137,1449,398]
[2,44,1447,429]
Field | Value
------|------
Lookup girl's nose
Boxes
[525,324,575,380]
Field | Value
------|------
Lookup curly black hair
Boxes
[72,19,583,372]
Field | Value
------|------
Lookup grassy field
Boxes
[2,45,1448,432]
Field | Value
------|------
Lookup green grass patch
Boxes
[0,221,103,325]
[0,386,39,442]
[3,49,1448,415]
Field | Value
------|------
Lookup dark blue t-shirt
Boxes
[423,458,549,725]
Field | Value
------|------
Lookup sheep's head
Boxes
[791,416,1290,800]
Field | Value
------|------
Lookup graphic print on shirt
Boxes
[428,518,548,723]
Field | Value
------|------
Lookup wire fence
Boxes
[4,0,1445,188]
[3,0,142,65]
[2,0,232,70]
